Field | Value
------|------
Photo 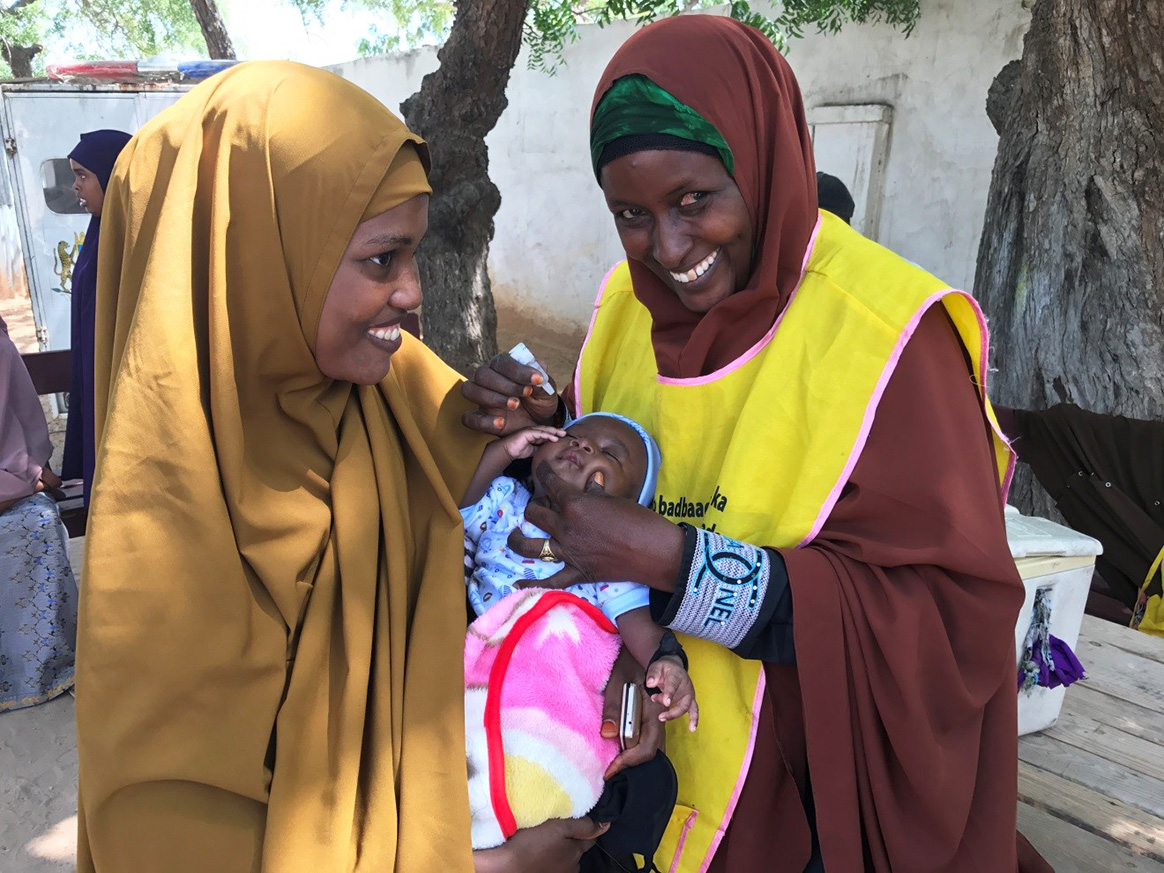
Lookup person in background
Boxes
[816,171,855,224]
[61,129,132,505]
[0,314,78,711]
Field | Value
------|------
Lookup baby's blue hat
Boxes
[571,412,661,507]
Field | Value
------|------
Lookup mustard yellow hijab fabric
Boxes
[76,61,484,872]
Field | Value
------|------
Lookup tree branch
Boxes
[1,38,42,77]
[188,0,236,59]
[3,0,40,15]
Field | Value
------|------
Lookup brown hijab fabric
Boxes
[76,62,485,872]
[590,16,818,378]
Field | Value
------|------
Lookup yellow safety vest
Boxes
[575,210,1012,872]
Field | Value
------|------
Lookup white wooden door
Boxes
[808,104,893,241]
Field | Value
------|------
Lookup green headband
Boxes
[590,75,734,178]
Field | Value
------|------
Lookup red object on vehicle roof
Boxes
[45,61,140,82]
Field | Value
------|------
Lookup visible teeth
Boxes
[369,325,401,342]
[669,249,719,284]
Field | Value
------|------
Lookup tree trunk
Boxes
[401,0,526,376]
[188,0,236,59]
[1,41,41,78]
[975,0,1164,517]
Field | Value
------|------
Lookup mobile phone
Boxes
[619,682,641,752]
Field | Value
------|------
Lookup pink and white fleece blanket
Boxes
[465,589,622,849]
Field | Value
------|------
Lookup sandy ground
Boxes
[0,294,583,872]
[2,286,80,864]
[1,395,82,873]
[0,697,78,872]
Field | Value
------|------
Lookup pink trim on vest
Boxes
[574,214,826,398]
[972,307,1017,503]
[573,262,623,418]
[796,289,1015,549]
[668,809,699,873]
[697,668,768,873]
[657,214,824,387]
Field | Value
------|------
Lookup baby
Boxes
[461,412,696,848]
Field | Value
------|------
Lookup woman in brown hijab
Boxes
[76,62,604,872]
[465,17,1051,873]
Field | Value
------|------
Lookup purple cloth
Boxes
[1017,585,1087,693]
[61,129,132,503]
[0,316,53,503]
[1040,635,1086,689]
[1019,632,1086,691]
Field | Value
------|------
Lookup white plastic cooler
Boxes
[1005,504,1103,736]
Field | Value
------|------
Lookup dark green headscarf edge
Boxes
[590,74,734,178]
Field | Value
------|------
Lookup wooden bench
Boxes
[20,348,87,538]
[1017,615,1164,871]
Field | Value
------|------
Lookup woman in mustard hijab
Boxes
[76,62,604,872]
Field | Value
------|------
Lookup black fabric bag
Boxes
[583,751,678,873]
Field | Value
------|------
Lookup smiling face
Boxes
[600,149,754,314]
[314,193,429,384]
[70,159,105,216]
[532,417,648,500]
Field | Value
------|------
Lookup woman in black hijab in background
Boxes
[61,129,132,504]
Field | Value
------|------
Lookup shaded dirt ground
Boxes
[495,303,586,393]
[1,294,77,873]
[0,697,77,873]
[1,471,83,873]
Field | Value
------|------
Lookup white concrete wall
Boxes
[331,0,1030,328]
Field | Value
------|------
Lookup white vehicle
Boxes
[1,80,191,351]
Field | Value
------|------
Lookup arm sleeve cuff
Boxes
[651,529,795,663]
[599,583,652,624]
[655,525,771,650]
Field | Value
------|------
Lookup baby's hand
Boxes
[645,656,698,731]
[498,425,568,460]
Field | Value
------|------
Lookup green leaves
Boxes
[771,0,920,41]
[285,0,453,56]
[523,0,919,72]
[0,0,921,81]
[1,0,208,78]
[1,0,52,76]
[58,0,205,58]
[277,0,919,76]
